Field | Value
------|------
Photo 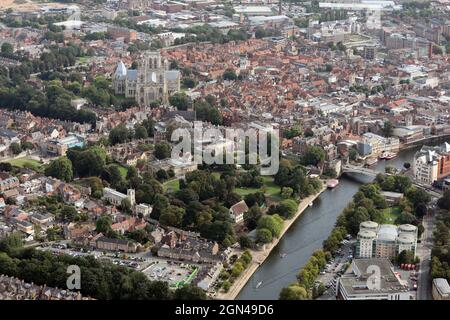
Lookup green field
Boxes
[164,178,180,192]
[76,56,91,65]
[235,176,281,201]
[382,206,400,224]
[7,157,44,171]
[117,165,128,179]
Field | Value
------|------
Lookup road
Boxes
[416,210,436,300]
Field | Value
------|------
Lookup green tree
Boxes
[1,42,14,55]
[397,250,415,264]
[302,146,325,166]
[257,214,283,238]
[381,121,394,137]
[96,215,112,234]
[120,198,132,214]
[44,156,73,182]
[281,187,294,199]
[256,228,273,243]
[279,284,309,300]
[223,69,237,81]
[154,142,171,160]
[159,205,185,227]
[134,125,148,140]
[231,262,245,277]
[349,148,358,161]
[21,141,34,150]
[437,189,450,210]
[109,124,131,145]
[169,92,189,111]
[239,235,253,249]
[405,187,430,207]
[9,142,21,155]
[173,285,207,300]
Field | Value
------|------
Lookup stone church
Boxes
[113,51,180,106]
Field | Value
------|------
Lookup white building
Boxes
[356,221,417,260]
[136,203,152,217]
[229,200,248,224]
[337,258,410,300]
[362,132,400,157]
[414,149,439,184]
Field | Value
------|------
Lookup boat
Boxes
[380,151,397,160]
[327,179,339,189]
[308,201,313,207]
[255,281,263,289]
[365,157,378,167]
[280,253,287,258]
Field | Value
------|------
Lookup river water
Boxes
[237,147,419,300]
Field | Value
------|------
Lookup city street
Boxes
[416,209,437,300]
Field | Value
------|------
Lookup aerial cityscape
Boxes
[0,0,449,304]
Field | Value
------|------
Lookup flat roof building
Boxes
[337,258,410,300]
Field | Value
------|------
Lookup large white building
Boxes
[362,132,400,157]
[356,221,417,260]
[113,51,180,106]
[337,258,410,300]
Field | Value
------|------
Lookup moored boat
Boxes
[327,179,339,189]
[380,151,397,160]
[365,157,378,167]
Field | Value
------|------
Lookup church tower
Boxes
[135,51,168,106]
[127,189,136,207]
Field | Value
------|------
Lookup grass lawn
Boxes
[117,165,128,179]
[382,206,400,224]
[235,176,281,201]
[164,178,180,192]
[7,157,44,172]
[76,56,91,65]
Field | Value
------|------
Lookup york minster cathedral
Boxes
[113,51,181,106]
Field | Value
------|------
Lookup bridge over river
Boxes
[342,164,442,198]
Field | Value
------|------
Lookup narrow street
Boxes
[416,209,437,300]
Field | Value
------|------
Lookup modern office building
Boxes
[337,258,410,300]
[356,221,417,260]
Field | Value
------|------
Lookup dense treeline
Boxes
[274,159,323,199]
[0,234,205,300]
[432,191,450,281]
[171,25,249,45]
[0,44,97,124]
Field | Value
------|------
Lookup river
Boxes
[237,147,420,300]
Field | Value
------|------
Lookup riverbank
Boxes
[217,184,328,300]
